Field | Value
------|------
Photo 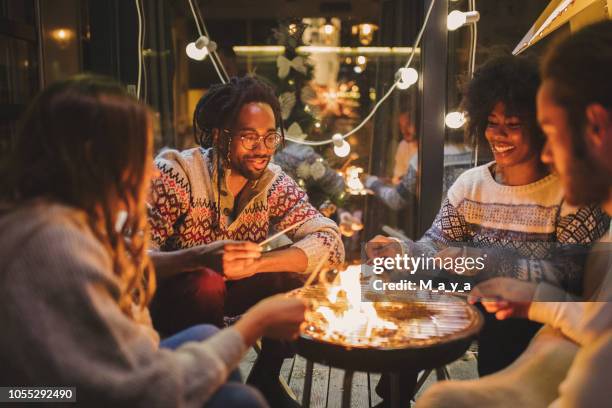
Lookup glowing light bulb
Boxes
[186,42,208,61]
[356,55,367,65]
[354,66,363,74]
[397,67,418,89]
[447,10,480,31]
[186,36,211,61]
[447,10,467,31]
[332,133,351,157]
[445,111,466,129]
[323,24,335,35]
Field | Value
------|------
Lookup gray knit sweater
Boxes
[0,201,247,407]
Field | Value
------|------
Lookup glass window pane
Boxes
[0,34,39,105]
[0,0,35,25]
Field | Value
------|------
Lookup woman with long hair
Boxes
[0,75,306,407]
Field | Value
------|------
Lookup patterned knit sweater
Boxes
[148,147,345,274]
[410,162,610,293]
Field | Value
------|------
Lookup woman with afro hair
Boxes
[369,55,609,405]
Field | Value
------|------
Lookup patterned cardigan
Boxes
[148,147,345,274]
[406,162,610,295]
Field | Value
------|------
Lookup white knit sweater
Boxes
[0,201,247,407]
[413,162,610,293]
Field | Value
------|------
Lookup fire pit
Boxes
[293,284,482,372]
[288,266,483,407]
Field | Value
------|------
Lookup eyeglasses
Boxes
[225,129,283,150]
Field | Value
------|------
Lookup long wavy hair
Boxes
[0,74,155,317]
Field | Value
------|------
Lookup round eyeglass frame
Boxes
[224,129,284,150]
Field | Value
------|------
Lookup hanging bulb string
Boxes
[141,0,147,101]
[193,0,231,82]
[209,49,228,84]
[468,0,479,167]
[188,0,437,146]
[187,0,204,38]
[468,0,477,79]
[186,0,228,84]
[135,0,143,99]
[283,0,437,146]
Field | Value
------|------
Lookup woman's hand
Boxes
[234,295,308,345]
[469,277,537,320]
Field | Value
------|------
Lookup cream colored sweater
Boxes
[527,224,612,407]
[0,201,247,407]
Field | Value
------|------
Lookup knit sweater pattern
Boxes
[148,147,344,274]
[413,163,610,291]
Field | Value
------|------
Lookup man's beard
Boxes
[232,154,270,180]
[564,152,610,207]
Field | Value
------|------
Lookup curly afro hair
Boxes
[462,56,543,154]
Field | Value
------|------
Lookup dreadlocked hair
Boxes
[192,75,285,227]
[193,75,285,154]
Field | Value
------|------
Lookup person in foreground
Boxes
[416,20,612,408]
[0,75,306,407]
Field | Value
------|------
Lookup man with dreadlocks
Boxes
[147,75,344,406]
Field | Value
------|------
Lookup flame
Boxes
[311,265,397,345]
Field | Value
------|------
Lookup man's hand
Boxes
[366,235,406,261]
[469,277,537,320]
[191,240,262,280]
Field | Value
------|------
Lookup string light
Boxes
[396,67,418,90]
[447,10,480,31]
[186,0,228,83]
[189,0,438,147]
[445,111,466,129]
[186,35,216,61]
[134,0,143,99]
[332,133,351,157]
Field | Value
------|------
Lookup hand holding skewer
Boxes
[183,240,262,280]
[468,277,538,320]
[234,294,308,344]
[365,235,406,262]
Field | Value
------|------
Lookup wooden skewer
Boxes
[258,219,310,247]
[302,255,329,288]
[432,290,501,303]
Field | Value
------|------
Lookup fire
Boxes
[309,265,398,346]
